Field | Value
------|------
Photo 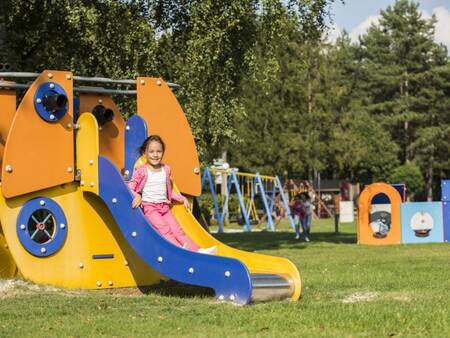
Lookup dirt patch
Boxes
[0,279,83,298]
[342,291,379,304]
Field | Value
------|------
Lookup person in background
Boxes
[333,191,341,234]
[290,194,305,239]
[301,193,313,242]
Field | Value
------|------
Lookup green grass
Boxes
[1,219,449,337]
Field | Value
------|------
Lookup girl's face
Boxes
[145,141,164,167]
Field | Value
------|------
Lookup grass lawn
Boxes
[1,218,449,337]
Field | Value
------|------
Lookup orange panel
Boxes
[0,86,16,178]
[1,70,74,198]
[137,77,201,196]
[79,95,125,171]
[358,183,402,245]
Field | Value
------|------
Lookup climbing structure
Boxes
[0,70,301,304]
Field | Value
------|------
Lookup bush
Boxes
[389,163,424,199]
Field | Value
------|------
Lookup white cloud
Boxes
[326,22,342,43]
[349,15,380,42]
[432,6,450,51]
[345,7,450,52]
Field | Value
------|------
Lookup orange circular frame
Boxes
[358,183,402,245]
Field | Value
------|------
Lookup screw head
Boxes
[156,80,162,86]
[125,125,130,131]
[20,224,26,230]
[60,223,66,229]
[39,200,46,206]
[79,263,84,268]
[108,281,113,286]
[66,74,71,80]
[40,247,47,254]
[49,83,55,89]
[124,260,129,266]
[96,281,102,287]
[5,164,12,173]
[188,267,194,274]
[131,231,137,238]
[67,167,73,173]
[89,160,94,165]
[89,181,95,187]
[193,167,200,174]
[80,180,85,186]
[49,114,55,120]
[66,123,72,129]
[157,256,163,263]
[112,198,117,204]
[36,98,42,104]
[224,271,231,277]
[98,99,103,104]
[47,73,53,79]
[124,170,130,175]
[140,79,145,85]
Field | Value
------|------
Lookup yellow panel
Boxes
[171,185,301,301]
[137,77,201,196]
[0,223,17,278]
[79,94,125,171]
[76,113,99,194]
[2,70,74,198]
[0,184,161,288]
[0,86,16,179]
[358,182,402,245]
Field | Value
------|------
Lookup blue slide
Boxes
[98,156,254,304]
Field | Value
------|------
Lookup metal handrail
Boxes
[0,72,179,90]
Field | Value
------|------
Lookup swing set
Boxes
[200,167,295,232]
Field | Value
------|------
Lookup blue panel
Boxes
[441,180,450,202]
[443,201,450,243]
[401,202,443,244]
[16,197,68,257]
[98,156,252,304]
[33,82,68,122]
[372,184,406,204]
[124,115,148,179]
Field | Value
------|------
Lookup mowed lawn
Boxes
[0,219,449,337]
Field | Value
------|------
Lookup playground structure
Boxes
[0,70,301,304]
[358,181,450,245]
[200,167,295,232]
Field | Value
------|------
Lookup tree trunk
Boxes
[426,162,433,201]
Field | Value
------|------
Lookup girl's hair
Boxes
[139,135,165,155]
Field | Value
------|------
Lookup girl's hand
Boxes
[183,197,191,210]
[132,194,142,208]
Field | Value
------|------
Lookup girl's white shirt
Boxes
[141,168,168,203]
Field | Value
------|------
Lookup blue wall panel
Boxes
[443,201,450,243]
[401,202,443,244]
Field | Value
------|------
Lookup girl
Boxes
[290,194,305,240]
[128,135,217,255]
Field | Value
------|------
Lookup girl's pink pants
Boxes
[141,202,200,251]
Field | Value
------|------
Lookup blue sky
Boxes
[329,0,450,50]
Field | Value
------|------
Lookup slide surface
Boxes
[172,193,301,301]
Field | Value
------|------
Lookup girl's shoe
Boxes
[295,234,300,239]
[198,246,218,255]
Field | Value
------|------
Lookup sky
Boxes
[328,0,450,51]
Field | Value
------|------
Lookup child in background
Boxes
[290,194,305,239]
[128,135,217,255]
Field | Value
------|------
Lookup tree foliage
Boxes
[1,0,449,199]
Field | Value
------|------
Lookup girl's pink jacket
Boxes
[127,164,186,204]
